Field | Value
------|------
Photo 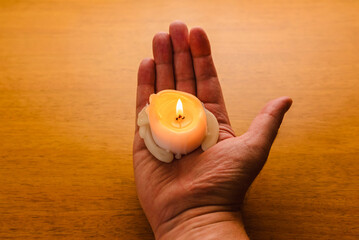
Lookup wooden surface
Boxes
[1,0,358,239]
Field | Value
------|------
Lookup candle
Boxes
[137,90,219,163]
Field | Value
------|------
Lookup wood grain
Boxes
[0,0,358,239]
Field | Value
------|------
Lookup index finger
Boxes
[189,27,224,106]
[189,27,230,126]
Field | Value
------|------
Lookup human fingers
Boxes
[134,58,156,152]
[169,21,196,95]
[153,32,175,92]
[245,97,293,153]
[189,27,224,106]
[136,58,155,117]
[189,27,231,126]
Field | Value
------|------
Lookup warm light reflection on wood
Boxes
[0,0,358,239]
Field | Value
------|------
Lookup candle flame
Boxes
[176,99,183,116]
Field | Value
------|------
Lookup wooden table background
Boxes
[1,0,358,239]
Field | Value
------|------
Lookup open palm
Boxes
[133,22,292,239]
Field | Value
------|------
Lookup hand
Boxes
[133,21,292,240]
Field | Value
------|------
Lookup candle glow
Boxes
[137,90,219,163]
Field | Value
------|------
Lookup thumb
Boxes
[245,96,292,154]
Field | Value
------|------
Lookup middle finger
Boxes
[169,21,196,95]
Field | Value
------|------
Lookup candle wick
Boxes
[176,114,185,128]
[176,115,185,121]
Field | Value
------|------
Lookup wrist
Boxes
[154,206,249,240]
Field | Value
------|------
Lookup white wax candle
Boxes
[137,90,219,163]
